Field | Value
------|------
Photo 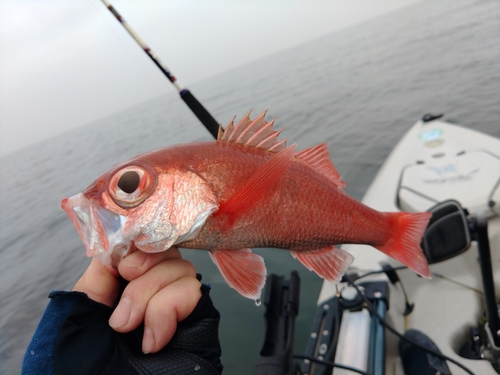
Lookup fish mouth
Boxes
[61,193,128,261]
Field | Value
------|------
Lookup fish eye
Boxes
[108,165,157,208]
[117,171,140,193]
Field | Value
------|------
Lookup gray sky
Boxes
[0,0,421,156]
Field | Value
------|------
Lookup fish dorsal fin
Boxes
[218,111,287,152]
[296,144,346,189]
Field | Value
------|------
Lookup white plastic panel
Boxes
[398,151,500,215]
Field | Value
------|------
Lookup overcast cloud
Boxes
[0,0,422,155]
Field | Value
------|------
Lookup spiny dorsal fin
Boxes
[218,111,287,152]
[296,144,346,189]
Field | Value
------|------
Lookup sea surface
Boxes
[1,0,499,373]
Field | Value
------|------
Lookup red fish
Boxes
[61,112,431,300]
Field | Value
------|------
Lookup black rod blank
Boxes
[101,0,220,139]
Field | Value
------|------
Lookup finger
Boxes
[109,258,197,332]
[118,246,182,281]
[73,258,120,307]
[142,276,202,354]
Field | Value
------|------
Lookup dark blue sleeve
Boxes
[22,291,84,375]
[22,285,223,375]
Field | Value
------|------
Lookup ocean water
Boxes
[1,0,499,373]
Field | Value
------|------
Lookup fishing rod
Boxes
[101,0,220,139]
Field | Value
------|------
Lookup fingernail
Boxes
[142,327,155,354]
[109,296,131,328]
[121,251,147,269]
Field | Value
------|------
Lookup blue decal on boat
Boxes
[418,128,442,141]
[426,163,456,176]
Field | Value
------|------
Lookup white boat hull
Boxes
[319,117,500,374]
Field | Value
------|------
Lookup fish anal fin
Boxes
[291,246,354,283]
[296,144,346,189]
[218,111,286,152]
[209,248,267,300]
[375,212,432,278]
[216,144,296,223]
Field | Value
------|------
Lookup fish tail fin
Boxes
[375,212,432,278]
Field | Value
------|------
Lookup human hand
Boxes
[72,246,202,354]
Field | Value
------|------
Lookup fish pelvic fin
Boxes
[375,212,432,278]
[291,246,354,283]
[296,144,346,189]
[209,248,267,301]
[218,110,287,152]
[216,144,296,223]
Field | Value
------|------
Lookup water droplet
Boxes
[194,365,201,371]
[255,298,261,306]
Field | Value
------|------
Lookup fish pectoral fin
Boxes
[209,248,267,301]
[216,144,296,222]
[291,246,354,283]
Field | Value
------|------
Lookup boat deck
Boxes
[318,118,500,374]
